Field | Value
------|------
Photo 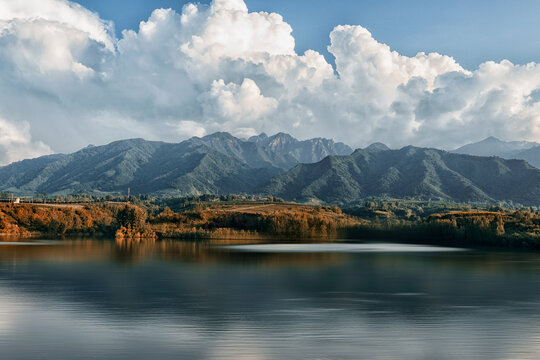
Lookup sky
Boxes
[77,0,540,70]
[0,0,539,165]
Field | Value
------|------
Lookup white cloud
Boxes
[180,0,295,64]
[174,120,207,138]
[0,18,107,79]
[200,78,278,132]
[0,117,52,165]
[0,0,539,164]
[329,25,466,92]
[0,0,114,51]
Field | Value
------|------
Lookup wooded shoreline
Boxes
[0,201,539,249]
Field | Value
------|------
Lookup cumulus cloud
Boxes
[0,117,52,165]
[0,0,539,164]
[0,0,113,78]
[174,120,207,138]
[200,78,278,136]
[329,25,466,92]
[0,0,114,49]
[180,0,295,64]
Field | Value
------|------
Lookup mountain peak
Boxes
[103,138,163,151]
[269,132,296,142]
[483,136,503,142]
[454,137,540,166]
[365,142,390,151]
[201,132,236,141]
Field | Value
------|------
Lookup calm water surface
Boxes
[1,237,540,359]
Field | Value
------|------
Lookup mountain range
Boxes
[261,146,540,206]
[454,136,540,168]
[247,132,353,164]
[0,133,538,206]
[0,133,351,197]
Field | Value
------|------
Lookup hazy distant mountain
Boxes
[248,132,353,163]
[365,142,390,152]
[188,132,297,170]
[514,147,540,169]
[259,146,540,206]
[454,137,540,168]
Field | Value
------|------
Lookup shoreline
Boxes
[0,202,538,250]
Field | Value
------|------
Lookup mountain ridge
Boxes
[1,134,538,206]
[258,145,540,206]
[0,132,352,196]
[454,136,540,168]
[247,132,353,163]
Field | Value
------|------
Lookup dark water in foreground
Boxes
[1,238,540,359]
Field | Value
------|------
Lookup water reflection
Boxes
[221,242,466,253]
[1,237,540,359]
[0,237,350,266]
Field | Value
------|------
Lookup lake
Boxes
[1,237,540,359]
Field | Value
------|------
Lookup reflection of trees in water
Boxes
[3,238,540,274]
[0,237,346,267]
[0,238,114,262]
[113,238,347,266]
[2,239,540,325]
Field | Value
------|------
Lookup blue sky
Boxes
[77,0,540,70]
